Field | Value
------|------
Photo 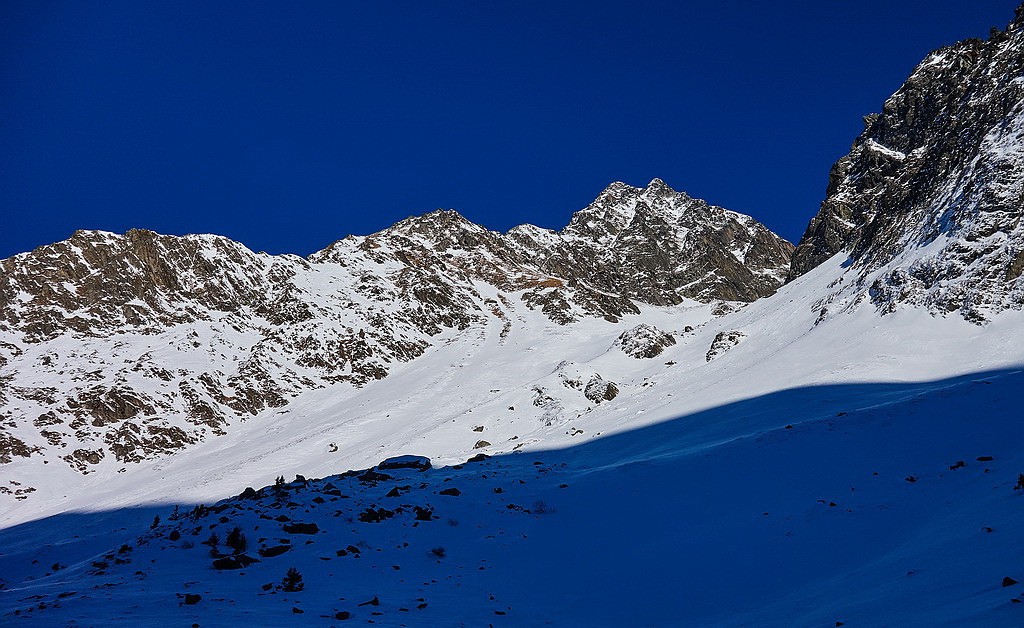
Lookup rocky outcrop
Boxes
[789,7,1024,323]
[615,324,676,359]
[584,376,619,404]
[706,331,746,362]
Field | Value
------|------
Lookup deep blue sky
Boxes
[1,1,1017,258]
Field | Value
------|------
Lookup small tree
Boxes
[150,515,160,529]
[1015,473,1024,491]
[225,526,248,554]
[281,567,304,592]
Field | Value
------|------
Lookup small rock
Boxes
[358,596,380,607]
[258,545,291,558]
[439,488,461,496]
[359,469,394,483]
[1002,576,1018,587]
[283,522,320,534]
[211,554,259,570]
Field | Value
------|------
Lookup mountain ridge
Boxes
[0,180,791,477]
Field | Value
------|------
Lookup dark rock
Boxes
[358,470,393,483]
[334,611,351,620]
[181,593,201,605]
[439,488,461,496]
[1003,576,1019,587]
[168,530,181,541]
[466,453,490,463]
[211,554,259,570]
[258,545,291,558]
[239,487,259,500]
[283,522,319,534]
[358,507,395,523]
[378,455,432,471]
[358,596,380,607]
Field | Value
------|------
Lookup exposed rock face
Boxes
[0,180,789,473]
[584,377,619,404]
[790,8,1024,323]
[507,179,794,319]
[615,324,677,359]
[706,331,746,362]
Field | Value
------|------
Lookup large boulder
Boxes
[615,323,676,359]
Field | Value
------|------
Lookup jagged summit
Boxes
[789,7,1024,323]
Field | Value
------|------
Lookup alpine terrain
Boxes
[2,6,1024,627]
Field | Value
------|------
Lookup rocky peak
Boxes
[789,5,1024,323]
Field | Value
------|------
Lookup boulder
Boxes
[378,455,432,471]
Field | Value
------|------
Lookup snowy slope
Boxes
[2,251,1024,624]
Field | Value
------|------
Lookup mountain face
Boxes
[790,9,1024,323]
[0,180,791,472]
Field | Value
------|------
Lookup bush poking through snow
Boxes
[225,526,248,554]
[532,500,555,514]
[281,567,304,592]
[429,547,446,559]
[1014,474,1024,491]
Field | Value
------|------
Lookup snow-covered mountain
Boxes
[0,180,791,480]
[2,6,1024,627]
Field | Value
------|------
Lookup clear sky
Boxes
[1,1,1018,259]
